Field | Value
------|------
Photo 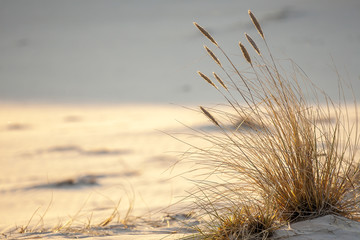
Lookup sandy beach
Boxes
[1,0,360,239]
[1,103,360,240]
[0,105,207,238]
[0,103,207,239]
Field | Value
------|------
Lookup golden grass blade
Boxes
[193,22,218,46]
[248,10,264,39]
[99,201,120,227]
[204,45,222,67]
[245,33,261,55]
[198,71,218,89]
[213,72,227,90]
[239,42,252,65]
[200,106,220,126]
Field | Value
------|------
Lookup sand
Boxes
[1,103,360,240]
[1,0,359,103]
[274,215,360,240]
[0,103,206,239]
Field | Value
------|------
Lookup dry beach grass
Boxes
[1,8,360,240]
[184,10,360,239]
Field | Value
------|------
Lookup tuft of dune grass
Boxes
[187,9,360,239]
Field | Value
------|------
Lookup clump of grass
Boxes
[187,9,360,239]
[214,207,275,240]
[188,195,277,240]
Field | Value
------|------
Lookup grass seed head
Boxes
[200,106,220,126]
[239,41,252,65]
[204,45,222,67]
[194,22,218,46]
[213,72,228,90]
[248,10,264,39]
[197,71,218,89]
[245,33,261,55]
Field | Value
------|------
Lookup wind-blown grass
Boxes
[186,10,360,239]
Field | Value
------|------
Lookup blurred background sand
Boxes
[0,0,359,104]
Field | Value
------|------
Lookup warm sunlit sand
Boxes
[1,103,360,239]
[0,103,208,239]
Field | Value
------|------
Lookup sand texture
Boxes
[0,104,205,239]
[1,104,360,240]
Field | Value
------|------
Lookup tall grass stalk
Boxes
[188,10,360,239]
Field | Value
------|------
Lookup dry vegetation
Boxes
[185,10,360,239]
[4,195,135,238]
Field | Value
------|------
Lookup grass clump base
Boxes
[185,9,360,239]
[190,201,277,240]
